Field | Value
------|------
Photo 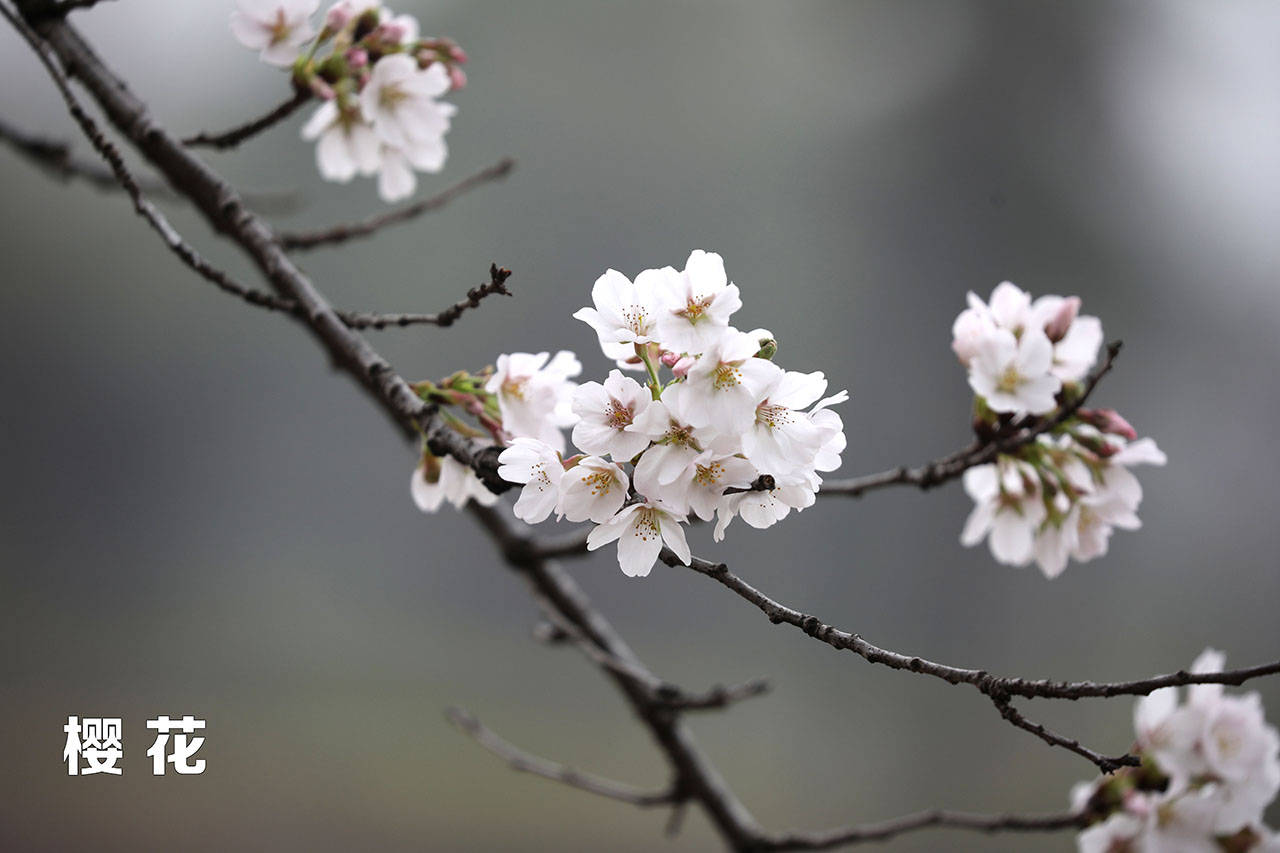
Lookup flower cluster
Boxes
[953,283,1166,578]
[230,0,466,202]
[1071,650,1280,852]
[496,250,848,577]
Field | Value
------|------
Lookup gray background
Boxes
[2,1,1278,850]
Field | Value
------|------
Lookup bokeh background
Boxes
[2,1,1279,850]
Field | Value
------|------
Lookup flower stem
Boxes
[635,344,662,401]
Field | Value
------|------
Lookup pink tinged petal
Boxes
[405,136,448,173]
[348,124,382,175]
[1016,328,1055,376]
[988,281,1031,329]
[513,481,558,523]
[962,465,1000,501]
[316,129,358,181]
[1114,437,1167,467]
[230,13,272,50]
[960,501,995,546]
[989,511,1035,565]
[1134,687,1180,745]
[377,150,416,202]
[1188,648,1226,707]
[1019,373,1062,415]
[301,101,337,140]
[659,514,691,565]
[260,37,307,67]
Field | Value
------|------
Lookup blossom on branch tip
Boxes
[572,268,664,349]
[681,329,782,433]
[485,351,581,452]
[967,327,1061,415]
[301,101,380,182]
[231,0,320,67]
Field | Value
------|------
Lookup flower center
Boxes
[678,295,714,324]
[996,364,1023,394]
[605,399,633,429]
[693,461,725,487]
[269,10,292,45]
[502,376,528,401]
[633,508,660,541]
[584,470,617,496]
[712,363,742,391]
[621,305,650,335]
[755,403,792,430]
[665,421,696,448]
[379,83,411,111]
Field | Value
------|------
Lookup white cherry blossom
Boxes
[654,250,742,354]
[570,370,652,460]
[713,479,815,542]
[301,102,381,183]
[959,460,1047,566]
[497,438,563,523]
[967,326,1061,415]
[635,450,756,521]
[681,329,782,433]
[411,455,498,512]
[625,386,716,486]
[230,0,320,67]
[485,351,581,452]
[586,500,690,577]
[742,369,834,479]
[557,456,629,523]
[572,268,664,349]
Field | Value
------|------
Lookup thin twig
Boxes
[992,699,1137,773]
[182,89,310,150]
[763,808,1088,850]
[446,708,681,807]
[279,157,516,250]
[820,342,1122,497]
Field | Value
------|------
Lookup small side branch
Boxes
[279,158,516,250]
[182,89,311,150]
[820,342,1122,498]
[763,808,1088,850]
[992,699,1137,774]
[446,708,681,807]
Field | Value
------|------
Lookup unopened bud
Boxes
[326,3,354,31]
[421,453,442,484]
[659,351,680,368]
[1044,296,1080,343]
[353,8,380,41]
[373,21,408,44]
[755,338,778,360]
[448,65,467,91]
[672,356,695,378]
[447,43,468,64]
[1078,408,1137,441]
[345,48,369,70]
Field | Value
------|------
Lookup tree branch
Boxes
[279,157,516,250]
[819,341,1122,497]
[446,707,682,807]
[762,808,1088,850]
[992,699,1137,773]
[181,89,311,150]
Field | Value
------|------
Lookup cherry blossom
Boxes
[959,460,1047,567]
[681,329,782,433]
[496,438,563,523]
[654,250,742,354]
[742,369,834,479]
[966,326,1061,415]
[230,0,320,67]
[557,456,629,523]
[485,351,581,452]
[570,370,653,460]
[572,268,665,349]
[713,479,816,542]
[635,450,756,521]
[301,101,381,183]
[586,501,690,578]
[411,455,498,512]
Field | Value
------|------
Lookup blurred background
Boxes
[2,1,1278,850]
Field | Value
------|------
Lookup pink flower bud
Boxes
[373,21,408,44]
[309,77,336,100]
[1079,408,1138,441]
[448,65,467,91]
[1044,296,1080,343]
[345,48,369,69]
[672,356,695,378]
[325,3,354,31]
[659,351,680,367]
[449,44,468,64]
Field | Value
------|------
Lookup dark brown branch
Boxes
[279,157,516,250]
[446,708,681,807]
[54,0,113,11]
[762,808,1088,850]
[182,89,311,150]
[993,699,1137,773]
[819,341,1122,497]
